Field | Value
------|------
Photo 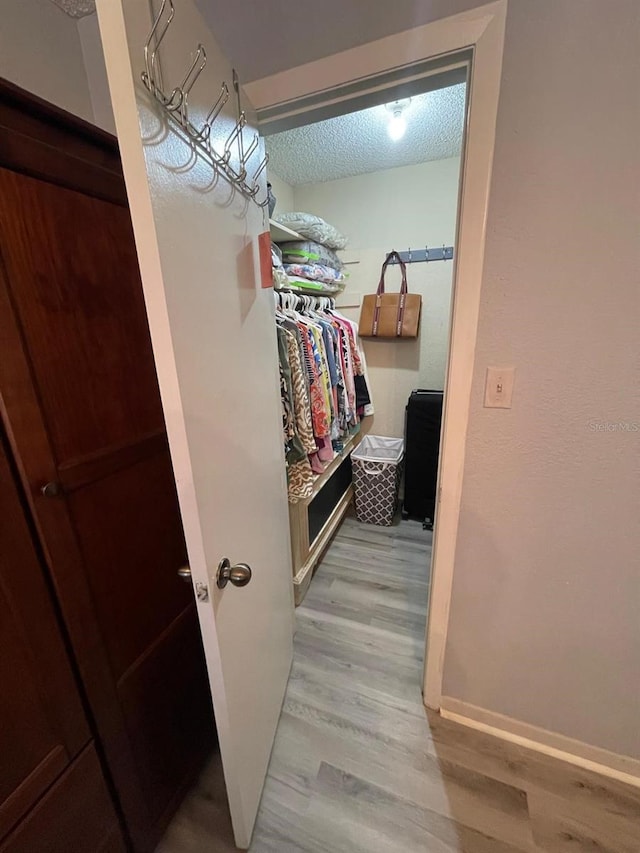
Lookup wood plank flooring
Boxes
[156,514,640,852]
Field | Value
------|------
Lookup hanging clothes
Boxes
[276,296,372,503]
[277,326,314,501]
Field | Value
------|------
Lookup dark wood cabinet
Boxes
[0,429,97,842]
[0,81,215,851]
[0,746,126,853]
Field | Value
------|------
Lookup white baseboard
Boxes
[439,696,640,788]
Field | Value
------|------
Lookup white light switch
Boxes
[484,366,515,408]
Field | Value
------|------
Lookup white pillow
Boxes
[275,212,348,250]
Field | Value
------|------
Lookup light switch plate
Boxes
[484,366,515,408]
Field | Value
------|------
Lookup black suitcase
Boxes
[402,390,443,529]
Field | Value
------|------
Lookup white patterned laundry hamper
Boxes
[352,436,404,526]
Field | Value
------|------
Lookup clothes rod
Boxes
[388,247,454,264]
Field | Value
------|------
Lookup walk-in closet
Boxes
[263,81,466,617]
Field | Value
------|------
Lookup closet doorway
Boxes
[246,5,506,713]
[264,74,466,696]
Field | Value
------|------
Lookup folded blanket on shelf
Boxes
[283,262,346,285]
[273,274,345,295]
[279,240,344,271]
[285,277,345,294]
[275,212,348,250]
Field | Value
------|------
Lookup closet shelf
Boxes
[303,433,361,506]
[269,219,302,243]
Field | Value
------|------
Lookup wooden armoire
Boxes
[0,81,215,852]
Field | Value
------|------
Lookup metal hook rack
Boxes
[141,0,269,207]
[387,245,454,264]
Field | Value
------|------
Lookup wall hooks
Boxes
[241,133,260,168]
[250,153,270,206]
[174,43,207,118]
[195,82,229,142]
[223,112,246,164]
[140,0,267,206]
[387,245,454,264]
[142,0,175,99]
[252,152,269,185]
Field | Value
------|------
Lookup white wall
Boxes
[0,0,93,123]
[293,158,461,437]
[442,0,640,761]
[268,171,295,216]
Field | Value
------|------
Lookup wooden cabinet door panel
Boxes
[0,168,164,463]
[0,431,90,841]
[118,607,214,825]
[64,451,215,824]
[0,164,214,849]
[0,745,126,853]
[67,451,192,679]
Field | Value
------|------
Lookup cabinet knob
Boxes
[41,481,62,498]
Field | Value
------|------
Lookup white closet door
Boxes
[96,0,294,847]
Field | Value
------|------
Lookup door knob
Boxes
[41,481,62,498]
[216,557,252,589]
[177,565,192,583]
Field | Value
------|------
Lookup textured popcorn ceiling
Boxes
[48,0,96,18]
[266,85,465,186]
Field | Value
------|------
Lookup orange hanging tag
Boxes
[258,231,273,288]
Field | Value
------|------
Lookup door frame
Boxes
[246,0,508,709]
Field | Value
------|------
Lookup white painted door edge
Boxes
[247,0,508,712]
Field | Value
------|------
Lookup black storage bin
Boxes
[402,390,443,529]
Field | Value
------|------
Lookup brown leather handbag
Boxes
[359,251,422,338]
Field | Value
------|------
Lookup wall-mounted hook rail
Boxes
[140,0,268,207]
[387,246,454,264]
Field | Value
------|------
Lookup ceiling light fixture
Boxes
[385,99,411,141]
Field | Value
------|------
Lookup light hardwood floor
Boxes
[157,514,640,852]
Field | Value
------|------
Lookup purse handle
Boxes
[377,251,408,296]
[372,251,410,337]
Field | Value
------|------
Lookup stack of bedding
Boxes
[272,212,348,295]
